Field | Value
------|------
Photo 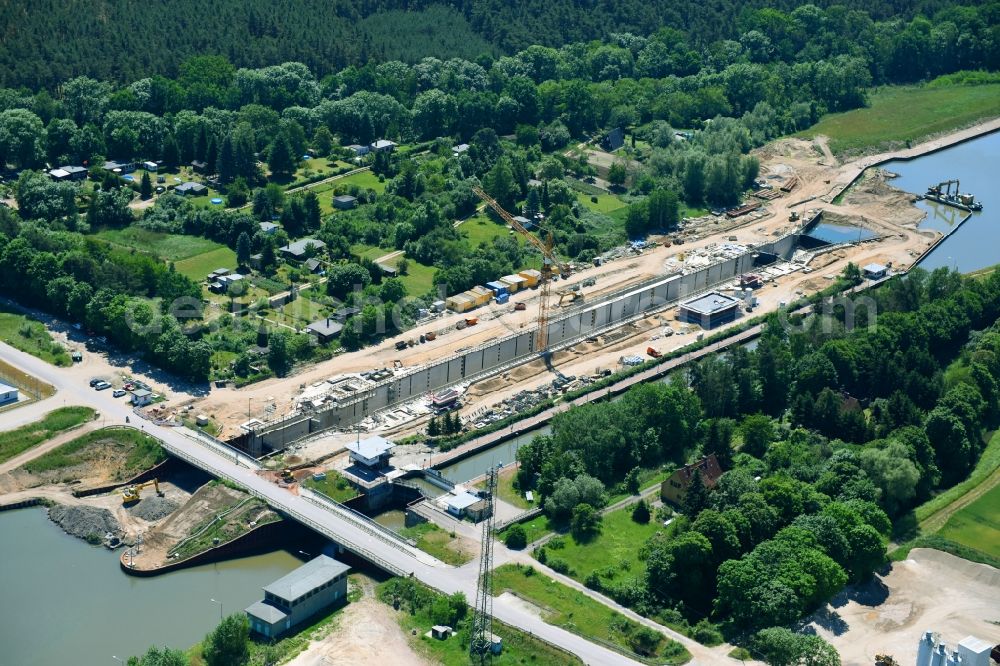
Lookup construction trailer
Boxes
[467,286,493,306]
[518,269,541,288]
[446,294,475,313]
[501,274,528,293]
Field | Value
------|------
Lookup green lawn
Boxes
[0,308,71,366]
[24,427,165,477]
[338,170,385,194]
[389,257,438,297]
[938,482,1000,560]
[0,406,94,465]
[577,192,627,214]
[539,505,665,585]
[460,213,511,247]
[173,246,238,281]
[499,512,556,545]
[350,243,392,261]
[304,471,360,503]
[476,465,533,510]
[96,228,223,261]
[399,521,474,565]
[800,83,1000,155]
[493,564,690,663]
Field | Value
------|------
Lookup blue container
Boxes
[486,281,509,296]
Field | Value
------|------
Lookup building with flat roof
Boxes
[678,292,742,329]
[259,221,279,234]
[0,381,19,405]
[863,263,888,280]
[445,489,490,521]
[174,181,207,196]
[346,435,394,468]
[333,194,357,210]
[370,139,397,152]
[246,555,350,639]
[131,389,153,407]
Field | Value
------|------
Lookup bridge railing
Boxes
[300,487,418,551]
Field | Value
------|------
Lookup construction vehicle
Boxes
[121,479,162,504]
[280,468,294,483]
[473,187,572,354]
[789,210,799,222]
[646,347,662,358]
[465,317,478,326]
[874,655,900,666]
[513,302,527,312]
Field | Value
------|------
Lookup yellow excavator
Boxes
[121,479,162,504]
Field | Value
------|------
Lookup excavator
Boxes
[121,478,163,504]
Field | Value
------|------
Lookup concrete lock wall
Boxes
[255,236,797,448]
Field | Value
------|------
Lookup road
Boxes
[0,342,655,665]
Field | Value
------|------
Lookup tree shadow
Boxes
[829,575,890,609]
[799,605,850,636]
[891,510,918,542]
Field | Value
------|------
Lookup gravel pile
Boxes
[129,496,179,522]
[48,505,120,541]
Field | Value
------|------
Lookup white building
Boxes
[0,381,19,405]
[346,435,394,468]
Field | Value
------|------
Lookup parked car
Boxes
[88,378,101,387]
[94,381,112,391]
[112,389,126,398]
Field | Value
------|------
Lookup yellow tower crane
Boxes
[472,187,571,353]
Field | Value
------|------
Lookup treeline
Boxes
[516,265,1000,636]
[3,0,996,89]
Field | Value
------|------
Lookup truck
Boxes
[514,302,527,311]
[395,340,408,350]
[646,347,662,358]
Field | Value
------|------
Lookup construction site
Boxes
[188,132,939,472]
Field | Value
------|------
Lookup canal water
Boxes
[881,130,1000,273]
[807,221,878,244]
[0,507,300,666]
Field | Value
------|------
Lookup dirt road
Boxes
[285,577,436,666]
[0,419,100,475]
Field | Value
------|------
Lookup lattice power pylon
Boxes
[469,464,499,664]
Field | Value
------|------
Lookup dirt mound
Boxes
[48,504,120,540]
[128,496,179,522]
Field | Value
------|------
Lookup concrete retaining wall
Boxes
[254,234,800,449]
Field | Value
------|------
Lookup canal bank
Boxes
[0,506,302,666]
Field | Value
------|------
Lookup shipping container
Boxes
[518,269,542,288]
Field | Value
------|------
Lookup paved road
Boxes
[0,342,646,665]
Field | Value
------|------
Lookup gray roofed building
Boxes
[264,555,351,602]
[863,263,888,279]
[247,555,351,639]
[678,291,742,329]
[346,144,369,156]
[279,238,326,260]
[333,194,357,210]
[346,435,394,467]
[452,143,470,155]
[259,221,279,234]
[304,258,324,273]
[370,139,397,152]
[175,181,208,196]
[305,318,342,343]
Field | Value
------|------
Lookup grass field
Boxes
[539,505,664,585]
[24,427,165,477]
[460,213,511,247]
[399,521,474,565]
[388,256,438,297]
[350,243,392,261]
[577,192,627,215]
[475,465,533,509]
[0,407,94,465]
[500,512,556,545]
[304,471,360,503]
[0,307,71,366]
[493,564,690,663]
[97,228,223,261]
[173,246,238,281]
[938,482,1000,559]
[800,84,1000,155]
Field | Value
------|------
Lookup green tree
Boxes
[268,132,296,178]
[127,645,187,666]
[740,414,775,458]
[162,133,180,168]
[624,201,648,238]
[646,189,679,230]
[484,157,518,213]
[607,161,627,187]
[326,263,371,299]
[753,628,841,666]
[504,524,528,549]
[682,469,710,517]
[570,502,601,540]
[312,126,334,156]
[201,614,250,666]
[631,499,651,524]
[427,416,440,437]
[236,231,252,267]
[226,176,249,207]
[139,171,152,200]
[267,330,292,377]
[0,109,47,168]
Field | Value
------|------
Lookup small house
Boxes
[103,160,136,174]
[175,181,208,196]
[142,161,158,172]
[305,318,343,343]
[370,139,397,153]
[333,194,357,211]
[346,144,369,157]
[346,435,394,468]
[0,381,19,405]
[332,306,360,322]
[660,454,723,505]
[600,126,625,152]
[131,389,153,407]
[207,268,230,281]
[863,263,888,280]
[245,555,350,639]
[445,490,490,522]
[486,281,509,297]
[259,221,279,235]
[49,165,87,182]
[190,160,209,173]
[304,258,324,274]
[512,215,533,230]
[431,625,453,640]
[376,262,398,278]
[280,238,326,261]
[452,143,469,156]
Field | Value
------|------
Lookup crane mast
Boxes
[472,187,568,354]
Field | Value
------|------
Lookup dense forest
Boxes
[515,266,1000,646]
[1,0,998,88]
